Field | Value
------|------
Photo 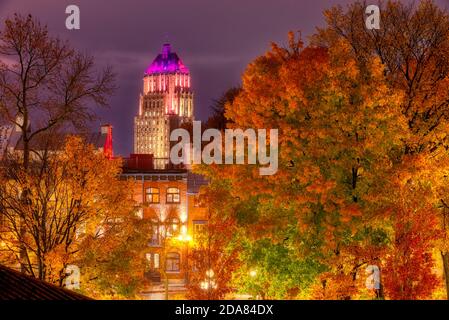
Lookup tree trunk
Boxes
[164,277,169,300]
[19,130,30,273]
[378,264,385,299]
[441,251,449,300]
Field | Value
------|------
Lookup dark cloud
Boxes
[0,0,447,155]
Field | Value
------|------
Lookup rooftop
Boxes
[187,172,209,194]
[0,264,91,300]
[145,43,189,75]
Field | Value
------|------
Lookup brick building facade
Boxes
[121,162,208,296]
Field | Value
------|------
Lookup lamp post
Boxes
[177,234,192,288]
[163,240,169,300]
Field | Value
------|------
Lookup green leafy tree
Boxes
[198,31,408,299]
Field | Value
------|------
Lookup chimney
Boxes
[101,124,111,135]
[101,124,113,159]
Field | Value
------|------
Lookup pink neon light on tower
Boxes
[134,43,194,166]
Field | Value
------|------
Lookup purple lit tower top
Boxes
[142,43,192,94]
[135,43,194,164]
[145,43,189,75]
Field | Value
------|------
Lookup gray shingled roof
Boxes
[0,264,91,300]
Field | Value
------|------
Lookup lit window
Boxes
[193,220,207,240]
[146,187,160,203]
[145,253,152,272]
[167,218,180,236]
[166,252,180,272]
[166,187,180,203]
[151,219,161,246]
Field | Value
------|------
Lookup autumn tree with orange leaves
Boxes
[186,180,240,300]
[197,29,409,299]
[313,0,449,300]
[383,182,441,300]
[0,13,115,275]
[197,1,449,300]
[0,136,149,299]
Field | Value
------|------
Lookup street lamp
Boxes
[205,269,214,278]
[177,233,193,286]
[177,234,192,242]
[200,268,217,298]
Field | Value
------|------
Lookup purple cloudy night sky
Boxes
[0,0,448,155]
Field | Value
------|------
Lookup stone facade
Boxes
[134,43,194,169]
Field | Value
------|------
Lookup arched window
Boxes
[145,253,160,270]
[146,187,160,203]
[166,187,180,203]
[154,253,160,269]
[166,252,180,272]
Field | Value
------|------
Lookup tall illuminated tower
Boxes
[134,43,194,169]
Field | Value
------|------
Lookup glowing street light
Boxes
[200,280,217,290]
[206,269,214,278]
[176,232,193,286]
[200,268,217,293]
[177,234,192,242]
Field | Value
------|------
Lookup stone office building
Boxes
[134,43,194,169]
[126,44,208,298]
